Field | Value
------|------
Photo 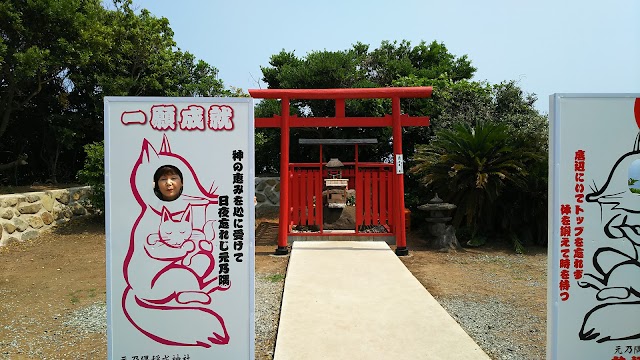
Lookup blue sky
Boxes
[131,0,640,114]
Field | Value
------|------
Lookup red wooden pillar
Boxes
[392,97,408,256]
[276,98,290,255]
[354,143,359,234]
[319,144,323,233]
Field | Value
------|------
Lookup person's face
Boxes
[157,172,182,201]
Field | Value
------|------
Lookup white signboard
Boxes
[395,154,404,174]
[105,97,255,360]
[548,94,640,359]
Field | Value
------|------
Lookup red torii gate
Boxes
[249,87,433,256]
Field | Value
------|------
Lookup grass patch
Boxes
[68,290,81,304]
[68,288,99,303]
[265,274,285,283]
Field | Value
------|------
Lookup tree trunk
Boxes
[0,91,14,140]
[0,154,28,172]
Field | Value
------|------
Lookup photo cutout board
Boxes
[104,97,255,360]
[548,94,640,359]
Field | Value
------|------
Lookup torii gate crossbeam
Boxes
[249,87,433,256]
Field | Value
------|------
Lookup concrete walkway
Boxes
[273,241,491,360]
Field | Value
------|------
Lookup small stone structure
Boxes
[324,178,349,208]
[0,186,92,247]
[417,194,460,250]
[323,157,351,212]
[255,177,280,216]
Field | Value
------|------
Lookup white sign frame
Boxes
[548,93,640,359]
[105,97,255,360]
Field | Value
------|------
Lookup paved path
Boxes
[273,241,491,360]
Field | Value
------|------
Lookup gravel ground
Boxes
[63,303,107,335]
[438,297,546,360]
[254,274,286,359]
[1,306,106,359]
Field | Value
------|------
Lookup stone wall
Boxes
[255,177,280,216]
[0,186,92,247]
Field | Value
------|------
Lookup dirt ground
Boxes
[0,217,108,359]
[0,213,547,359]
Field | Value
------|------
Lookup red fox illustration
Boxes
[123,135,230,348]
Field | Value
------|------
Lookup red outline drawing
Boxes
[123,134,229,348]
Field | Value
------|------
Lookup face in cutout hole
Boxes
[153,165,184,201]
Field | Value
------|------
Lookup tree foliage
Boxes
[77,141,105,213]
[0,0,102,136]
[0,0,231,184]
[257,40,476,172]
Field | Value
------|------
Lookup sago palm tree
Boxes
[410,121,540,240]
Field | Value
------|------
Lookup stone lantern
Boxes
[417,194,460,250]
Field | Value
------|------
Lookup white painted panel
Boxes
[548,94,640,359]
[105,97,255,360]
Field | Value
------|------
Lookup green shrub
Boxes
[77,141,105,214]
